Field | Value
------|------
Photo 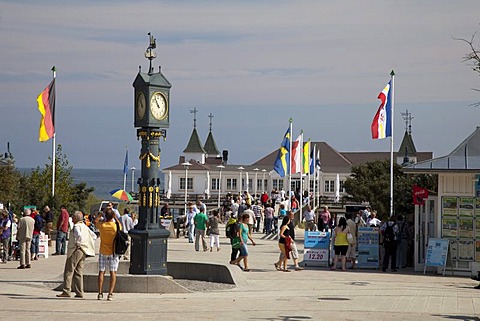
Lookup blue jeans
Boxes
[30,234,40,256]
[56,231,67,255]
[265,217,272,234]
[187,223,195,243]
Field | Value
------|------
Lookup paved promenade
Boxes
[0,228,479,321]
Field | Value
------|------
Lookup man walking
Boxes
[53,206,69,255]
[194,205,208,251]
[17,209,34,269]
[57,211,95,298]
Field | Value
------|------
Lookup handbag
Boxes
[232,236,241,249]
[347,232,354,244]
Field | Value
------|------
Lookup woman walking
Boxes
[274,215,292,272]
[231,213,256,271]
[331,216,350,271]
[207,210,221,252]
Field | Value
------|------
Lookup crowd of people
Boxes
[0,192,417,302]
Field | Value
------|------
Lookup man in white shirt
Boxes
[120,209,134,260]
[302,206,316,231]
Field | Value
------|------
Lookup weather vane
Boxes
[145,32,157,74]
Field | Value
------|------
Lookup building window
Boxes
[339,180,345,193]
[180,178,193,190]
[272,179,284,191]
[324,180,335,193]
[211,178,220,191]
[256,179,262,191]
[227,178,237,191]
[309,180,318,190]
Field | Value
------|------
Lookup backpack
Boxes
[114,221,129,255]
[34,215,44,231]
[225,220,238,239]
[383,222,396,243]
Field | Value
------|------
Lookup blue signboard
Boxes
[424,238,449,275]
[304,231,330,249]
[357,227,380,269]
[304,231,331,266]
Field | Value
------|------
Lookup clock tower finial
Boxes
[145,32,157,74]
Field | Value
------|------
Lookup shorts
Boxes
[290,240,299,260]
[98,254,120,272]
[346,244,356,258]
[239,243,248,257]
[334,245,348,256]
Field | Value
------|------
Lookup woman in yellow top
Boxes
[95,208,121,301]
[331,216,351,271]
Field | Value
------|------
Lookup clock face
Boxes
[150,92,168,120]
[136,92,146,119]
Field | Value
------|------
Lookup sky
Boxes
[1,1,480,170]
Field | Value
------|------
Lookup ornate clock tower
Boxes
[129,33,171,275]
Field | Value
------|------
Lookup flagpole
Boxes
[288,118,293,210]
[51,66,56,198]
[389,70,395,217]
[312,144,316,209]
[123,147,128,191]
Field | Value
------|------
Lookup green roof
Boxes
[203,131,220,156]
[398,131,417,157]
[183,128,206,153]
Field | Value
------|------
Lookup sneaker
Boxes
[17,265,25,269]
[107,293,114,301]
[474,284,480,290]
[56,292,70,298]
[74,294,84,298]
[25,264,31,268]
[295,266,304,271]
[97,293,103,300]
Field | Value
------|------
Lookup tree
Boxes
[0,165,22,208]
[343,160,437,220]
[454,27,480,106]
[12,144,94,215]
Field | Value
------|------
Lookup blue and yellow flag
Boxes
[273,126,291,177]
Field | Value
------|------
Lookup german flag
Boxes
[37,79,56,142]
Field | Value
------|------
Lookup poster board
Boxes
[160,219,175,238]
[303,231,330,267]
[357,227,380,269]
[424,238,449,276]
[38,232,49,258]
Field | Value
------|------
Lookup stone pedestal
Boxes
[129,228,170,275]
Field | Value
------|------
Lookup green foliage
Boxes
[343,160,437,221]
[0,144,95,216]
[0,166,22,208]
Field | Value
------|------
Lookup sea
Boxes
[20,168,162,200]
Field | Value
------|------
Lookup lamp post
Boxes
[237,166,244,195]
[217,165,225,208]
[261,169,267,192]
[253,168,259,199]
[182,162,191,215]
[131,167,136,193]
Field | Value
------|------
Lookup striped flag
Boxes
[273,126,291,177]
[291,133,303,174]
[371,80,392,139]
[303,140,311,175]
[37,79,56,142]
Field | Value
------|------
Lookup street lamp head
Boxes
[261,169,267,172]
[182,162,192,168]
[237,166,244,170]
[131,166,136,170]
[253,168,259,171]
[217,165,225,169]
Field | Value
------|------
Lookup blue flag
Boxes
[273,126,291,177]
[123,149,128,176]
